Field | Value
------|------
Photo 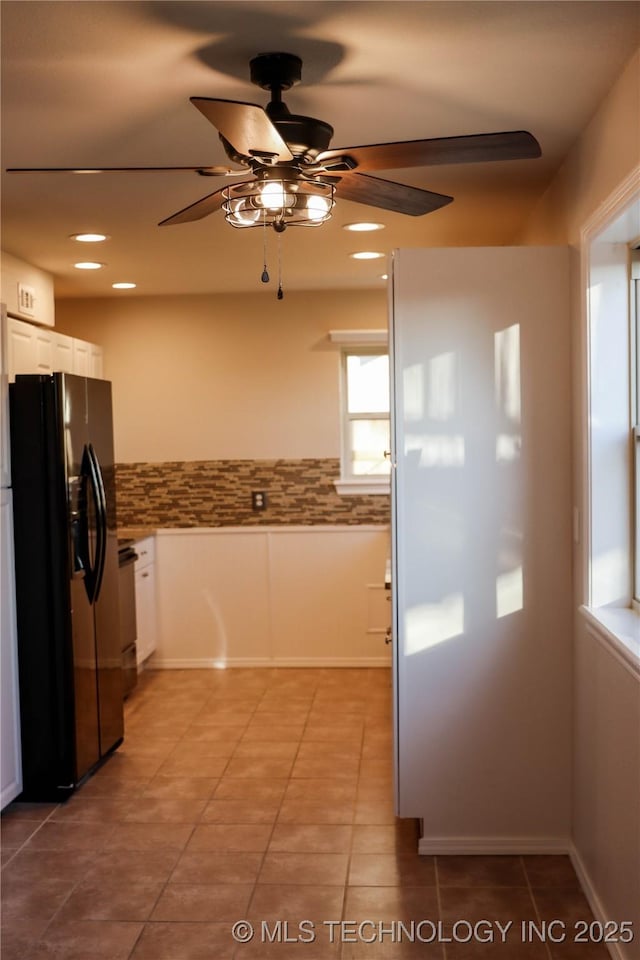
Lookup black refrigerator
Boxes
[10,373,124,801]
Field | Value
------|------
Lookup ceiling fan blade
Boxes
[317,131,541,173]
[158,182,239,226]
[190,98,293,163]
[6,165,243,176]
[330,172,453,217]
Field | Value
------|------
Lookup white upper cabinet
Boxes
[7,317,103,381]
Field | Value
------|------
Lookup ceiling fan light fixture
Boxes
[222,177,334,229]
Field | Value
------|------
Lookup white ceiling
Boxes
[2,0,639,298]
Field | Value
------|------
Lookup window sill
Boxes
[334,478,391,496]
[579,604,640,680]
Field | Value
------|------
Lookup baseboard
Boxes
[569,846,627,960]
[148,656,392,669]
[418,836,571,855]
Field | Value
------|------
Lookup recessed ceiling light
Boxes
[350,251,385,260]
[380,274,389,280]
[73,261,104,270]
[112,282,137,290]
[343,222,385,232]
[70,233,109,243]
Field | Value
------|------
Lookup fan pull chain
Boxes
[261,216,270,284]
[277,231,284,300]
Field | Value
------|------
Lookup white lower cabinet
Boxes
[1,489,22,808]
[134,537,157,666]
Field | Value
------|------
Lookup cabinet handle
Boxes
[141,572,149,578]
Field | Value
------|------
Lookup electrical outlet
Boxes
[252,490,267,511]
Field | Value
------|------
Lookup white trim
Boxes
[333,477,390,496]
[147,656,392,669]
[570,846,627,960]
[581,165,640,607]
[417,836,570,855]
[155,524,389,536]
[328,329,388,345]
[580,604,640,680]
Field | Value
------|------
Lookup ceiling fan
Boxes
[8,52,541,231]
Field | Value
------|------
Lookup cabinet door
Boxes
[72,339,91,376]
[89,345,103,380]
[52,332,74,373]
[7,317,35,380]
[135,563,157,664]
[0,490,22,808]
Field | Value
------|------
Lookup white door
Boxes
[391,247,572,849]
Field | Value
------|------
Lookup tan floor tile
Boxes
[201,797,281,823]
[142,775,219,800]
[352,823,418,854]
[1,876,77,922]
[349,854,436,886]
[345,884,439,920]
[295,741,362,762]
[129,920,236,959]
[151,882,253,921]
[84,848,181,882]
[166,739,238,759]
[356,777,394,800]
[100,752,166,778]
[354,799,397,825]
[269,824,353,853]
[157,754,230,777]
[1,848,95,883]
[284,778,358,802]
[242,722,306,742]
[531,886,596,922]
[259,851,349,885]
[107,822,194,851]
[187,823,272,852]
[0,819,42,848]
[439,886,538,923]
[523,855,581,888]
[77,774,150,798]
[182,723,248,741]
[20,820,115,851]
[437,855,528,887]
[1,801,58,822]
[214,777,289,801]
[302,723,364,743]
[1,917,50,960]
[51,797,134,822]
[225,757,295,778]
[233,740,300,760]
[290,756,360,780]
[123,798,207,823]
[277,798,355,825]
[55,876,164,921]
[171,850,264,884]
[248,882,345,921]
[24,918,143,960]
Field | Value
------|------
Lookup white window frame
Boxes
[329,331,391,496]
[631,251,640,606]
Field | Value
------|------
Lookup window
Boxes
[338,349,390,494]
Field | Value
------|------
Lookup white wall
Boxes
[55,289,387,464]
[521,44,640,957]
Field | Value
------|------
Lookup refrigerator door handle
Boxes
[87,443,108,604]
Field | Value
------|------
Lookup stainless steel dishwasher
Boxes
[117,540,138,697]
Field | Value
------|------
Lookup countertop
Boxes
[117,527,156,542]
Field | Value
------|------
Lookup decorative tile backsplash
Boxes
[115,460,390,527]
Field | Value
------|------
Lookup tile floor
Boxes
[1,667,607,959]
